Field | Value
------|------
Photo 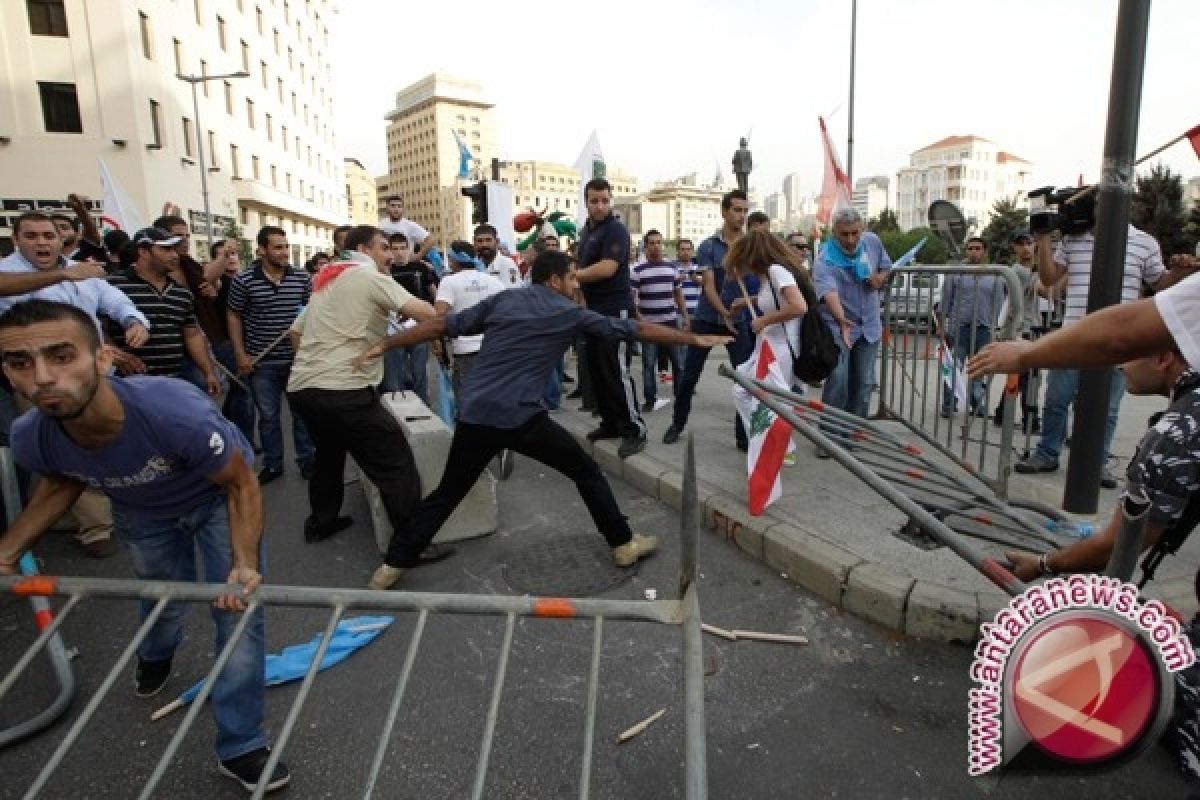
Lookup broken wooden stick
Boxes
[617,708,667,744]
[701,622,737,641]
[730,629,809,646]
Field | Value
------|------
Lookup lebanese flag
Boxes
[1188,124,1200,160]
[733,336,795,515]
[816,117,853,227]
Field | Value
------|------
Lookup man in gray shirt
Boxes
[939,237,1006,417]
[358,250,733,590]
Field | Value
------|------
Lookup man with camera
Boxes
[1014,189,1167,488]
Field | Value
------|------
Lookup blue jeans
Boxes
[114,495,268,762]
[251,361,314,471]
[213,341,256,446]
[672,319,752,446]
[1035,368,1125,462]
[942,324,992,413]
[642,341,682,404]
[383,344,430,405]
[822,336,880,419]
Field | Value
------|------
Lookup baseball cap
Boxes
[132,226,183,247]
[1011,230,1033,244]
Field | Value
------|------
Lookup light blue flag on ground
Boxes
[892,236,928,269]
[152,615,394,720]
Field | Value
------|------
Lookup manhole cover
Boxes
[503,534,637,596]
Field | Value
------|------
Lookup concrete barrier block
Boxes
[842,563,915,631]
[976,586,1012,624]
[361,392,498,554]
[590,439,624,480]
[763,523,864,605]
[704,494,766,561]
[905,581,980,643]
[657,470,684,511]
[620,453,667,499]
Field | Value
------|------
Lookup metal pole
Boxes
[846,0,857,186]
[1063,0,1152,514]
[187,76,214,257]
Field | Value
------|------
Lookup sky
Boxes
[331,0,1200,201]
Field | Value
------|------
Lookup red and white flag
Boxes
[816,117,852,227]
[1187,124,1200,160]
[733,336,795,516]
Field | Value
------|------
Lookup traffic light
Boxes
[461,181,488,226]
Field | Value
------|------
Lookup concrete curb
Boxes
[561,415,1196,644]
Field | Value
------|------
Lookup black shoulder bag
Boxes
[764,271,840,385]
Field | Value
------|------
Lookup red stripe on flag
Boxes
[1188,124,1200,160]
[755,337,776,380]
[748,418,791,515]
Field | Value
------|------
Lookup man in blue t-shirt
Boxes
[0,300,289,794]
[355,250,732,591]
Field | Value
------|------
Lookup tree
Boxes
[878,226,948,265]
[980,197,1029,264]
[869,209,899,234]
[1184,204,1200,258]
[222,220,253,265]
[1132,163,1189,257]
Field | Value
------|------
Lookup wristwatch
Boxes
[1038,552,1057,577]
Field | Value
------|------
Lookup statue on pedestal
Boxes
[732,137,753,194]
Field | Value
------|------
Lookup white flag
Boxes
[938,343,969,411]
[98,157,144,232]
[573,130,604,229]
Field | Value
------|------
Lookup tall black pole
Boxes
[1062,0,1152,514]
[846,0,857,186]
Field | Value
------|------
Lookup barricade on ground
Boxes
[877,265,1023,499]
[359,391,498,554]
[0,441,709,800]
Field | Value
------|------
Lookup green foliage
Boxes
[1132,163,1189,256]
[878,226,948,265]
[980,197,1029,264]
[222,220,253,265]
[1184,204,1200,258]
[868,209,899,234]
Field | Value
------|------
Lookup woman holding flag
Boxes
[728,230,810,513]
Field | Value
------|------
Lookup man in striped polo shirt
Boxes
[107,227,220,394]
[631,230,686,412]
[1015,207,1168,488]
[676,238,702,323]
[227,226,315,485]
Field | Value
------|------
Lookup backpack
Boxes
[765,273,840,385]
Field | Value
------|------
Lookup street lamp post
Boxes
[176,69,249,254]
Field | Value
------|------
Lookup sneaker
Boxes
[1101,465,1119,490]
[662,424,682,444]
[135,657,172,698]
[612,533,659,567]
[304,515,353,544]
[1014,452,1059,474]
[586,426,620,442]
[299,461,316,481]
[82,537,119,558]
[218,747,291,794]
[618,435,646,459]
[368,563,406,590]
[642,399,657,413]
[257,466,284,486]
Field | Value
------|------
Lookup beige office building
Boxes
[0,0,346,263]
[498,160,637,215]
[344,157,377,226]
[641,181,725,244]
[896,135,1033,231]
[382,73,498,243]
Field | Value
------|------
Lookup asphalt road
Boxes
[0,449,1192,799]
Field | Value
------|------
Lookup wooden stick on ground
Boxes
[730,630,810,646]
[701,623,738,641]
[616,708,667,744]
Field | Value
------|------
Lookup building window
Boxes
[241,40,250,71]
[286,173,292,193]
[287,47,293,69]
[148,99,163,147]
[181,117,195,157]
[200,60,208,95]
[38,82,82,133]
[217,15,227,50]
[139,15,155,61]
[270,165,277,187]
[230,143,240,177]
[281,125,288,151]
[273,28,279,55]
[193,0,202,25]
[246,98,254,128]
[224,81,233,114]
[252,155,260,179]
[208,130,218,166]
[276,77,283,103]
[255,6,263,34]
[27,0,69,36]
[260,60,267,89]
[265,113,273,142]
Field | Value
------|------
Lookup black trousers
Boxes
[385,412,632,567]
[288,387,422,537]
[585,330,645,439]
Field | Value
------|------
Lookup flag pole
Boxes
[846,0,857,186]
[1066,125,1198,206]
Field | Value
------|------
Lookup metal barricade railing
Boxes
[878,265,1023,499]
[0,441,709,799]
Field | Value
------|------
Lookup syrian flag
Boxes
[938,342,968,411]
[816,117,853,227]
[733,336,795,515]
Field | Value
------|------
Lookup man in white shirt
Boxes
[473,224,521,287]
[1015,215,1168,487]
[435,242,507,395]
[378,196,433,261]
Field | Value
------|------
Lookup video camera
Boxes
[1027,186,1096,236]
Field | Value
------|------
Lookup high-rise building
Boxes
[895,135,1033,231]
[344,158,377,226]
[852,176,890,222]
[782,172,803,222]
[383,73,498,242]
[764,192,786,229]
[0,0,346,263]
[497,160,637,218]
[641,181,724,244]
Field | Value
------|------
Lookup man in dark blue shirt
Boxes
[355,250,732,591]
[575,178,646,458]
[664,189,753,450]
[0,299,289,794]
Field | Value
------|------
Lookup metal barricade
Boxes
[878,265,1023,499]
[0,441,709,799]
